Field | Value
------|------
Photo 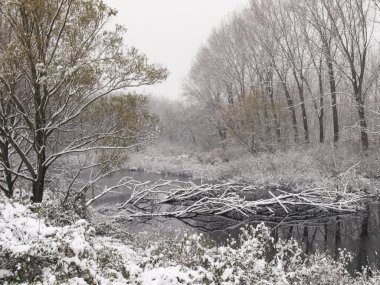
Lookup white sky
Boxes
[105,0,248,100]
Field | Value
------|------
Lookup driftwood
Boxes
[89,179,368,226]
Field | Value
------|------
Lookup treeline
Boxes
[184,0,380,152]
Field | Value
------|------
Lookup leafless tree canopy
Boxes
[183,0,380,153]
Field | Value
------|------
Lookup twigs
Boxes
[97,180,369,222]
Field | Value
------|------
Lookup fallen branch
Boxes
[104,180,369,221]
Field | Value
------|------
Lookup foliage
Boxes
[0,0,168,202]
[84,93,160,168]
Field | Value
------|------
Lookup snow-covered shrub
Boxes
[142,224,380,284]
[2,196,380,284]
[39,171,91,226]
[41,191,89,227]
[0,198,131,285]
[0,199,93,283]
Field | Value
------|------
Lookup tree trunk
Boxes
[299,88,310,144]
[227,84,234,105]
[265,74,281,143]
[32,167,46,203]
[217,122,227,149]
[281,81,299,144]
[29,149,47,202]
[32,90,47,203]
[319,114,324,144]
[318,64,325,143]
[293,71,310,144]
[0,141,14,197]
[357,98,369,150]
[275,66,298,143]
[262,95,271,139]
[326,58,339,143]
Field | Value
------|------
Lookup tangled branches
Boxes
[90,179,369,227]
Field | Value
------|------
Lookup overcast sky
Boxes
[105,0,248,100]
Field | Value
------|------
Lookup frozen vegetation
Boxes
[1,196,380,285]
[126,143,380,189]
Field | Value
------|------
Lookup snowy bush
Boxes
[41,191,89,227]
[0,198,131,284]
[141,224,380,284]
[1,197,380,284]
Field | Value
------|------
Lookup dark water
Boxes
[92,170,380,272]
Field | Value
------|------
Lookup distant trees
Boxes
[149,97,221,150]
[184,0,380,152]
[0,0,168,202]
[86,93,160,164]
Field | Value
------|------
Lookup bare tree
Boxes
[271,0,311,143]
[304,0,341,144]
[320,0,376,149]
[184,0,380,151]
[248,1,300,144]
[0,15,24,197]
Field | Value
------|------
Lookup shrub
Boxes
[141,224,380,284]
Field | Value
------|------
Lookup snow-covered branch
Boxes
[105,180,369,223]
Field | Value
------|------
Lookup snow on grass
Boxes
[139,266,199,285]
[126,143,380,191]
[125,144,328,184]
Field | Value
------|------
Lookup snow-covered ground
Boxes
[1,197,380,284]
[126,143,380,190]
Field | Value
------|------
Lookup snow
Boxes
[65,277,88,285]
[139,266,194,285]
[221,268,233,281]
[0,270,12,278]
[69,233,87,256]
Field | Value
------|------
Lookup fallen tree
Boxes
[89,179,371,231]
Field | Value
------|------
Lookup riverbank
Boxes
[1,197,379,285]
[126,142,380,192]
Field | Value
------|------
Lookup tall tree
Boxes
[0,0,168,202]
[271,0,310,143]
[304,0,340,144]
[321,0,375,149]
[248,0,300,144]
